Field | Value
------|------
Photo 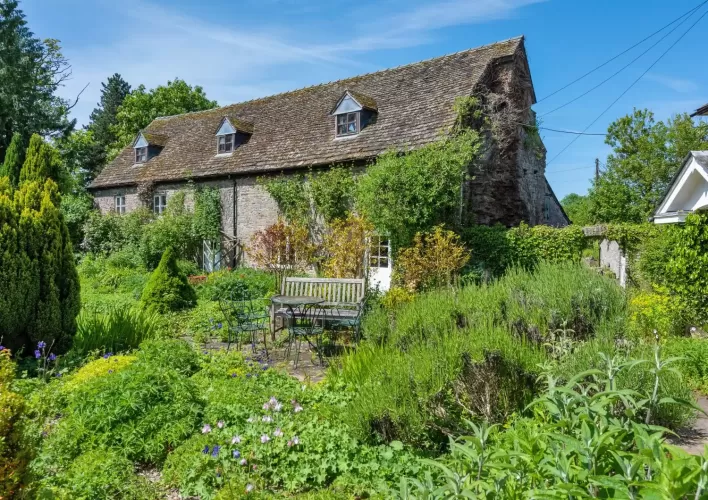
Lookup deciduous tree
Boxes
[560,193,592,226]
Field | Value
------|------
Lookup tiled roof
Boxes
[141,132,169,147]
[91,36,526,189]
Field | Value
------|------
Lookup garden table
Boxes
[271,295,325,323]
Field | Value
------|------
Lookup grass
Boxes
[73,306,163,355]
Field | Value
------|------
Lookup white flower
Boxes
[247,417,254,423]
[262,415,272,423]
[201,424,211,434]
[294,404,303,413]
[240,458,247,466]
[262,402,270,410]
[231,435,241,444]
[292,435,300,445]
[274,428,283,437]
[261,434,270,443]
[246,483,254,493]
[273,402,282,412]
[217,420,225,429]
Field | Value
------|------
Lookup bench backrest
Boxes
[281,277,365,306]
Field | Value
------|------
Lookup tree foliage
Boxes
[141,247,197,313]
[589,109,708,223]
[0,132,24,187]
[0,1,75,160]
[0,177,80,352]
[87,74,130,163]
[19,134,61,185]
[109,79,217,159]
[560,193,592,226]
[310,166,356,223]
[356,129,481,249]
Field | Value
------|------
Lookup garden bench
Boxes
[272,277,366,337]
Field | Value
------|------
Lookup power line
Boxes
[539,0,706,118]
[533,0,708,108]
[546,165,595,174]
[547,6,708,166]
[537,127,606,136]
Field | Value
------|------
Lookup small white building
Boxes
[653,151,708,224]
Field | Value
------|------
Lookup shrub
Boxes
[664,337,708,394]
[199,268,275,302]
[247,219,314,291]
[0,178,80,352]
[636,224,675,287]
[73,307,162,355]
[309,166,356,223]
[321,214,373,279]
[0,132,24,188]
[40,449,156,499]
[0,349,26,498]
[82,210,123,254]
[61,192,95,250]
[667,211,708,324]
[19,134,62,185]
[396,225,469,291]
[380,287,415,311]
[37,340,201,468]
[61,355,136,393]
[141,247,197,313]
[628,289,684,338]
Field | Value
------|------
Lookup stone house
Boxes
[90,36,568,286]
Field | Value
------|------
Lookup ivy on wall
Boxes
[193,187,222,241]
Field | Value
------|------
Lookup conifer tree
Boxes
[0,133,24,187]
[19,134,60,185]
[141,247,196,313]
[0,177,80,352]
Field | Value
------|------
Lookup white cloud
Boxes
[57,0,546,125]
[645,73,700,94]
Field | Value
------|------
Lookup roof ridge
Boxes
[151,36,524,123]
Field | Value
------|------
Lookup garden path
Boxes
[672,395,708,456]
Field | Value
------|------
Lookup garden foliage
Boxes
[141,247,197,313]
[321,214,373,279]
[19,134,62,186]
[73,306,161,354]
[396,225,469,291]
[0,132,24,188]
[0,349,26,498]
[0,177,80,352]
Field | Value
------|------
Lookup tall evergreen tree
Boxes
[0,177,80,352]
[0,132,24,187]
[20,134,60,185]
[0,1,75,161]
[89,74,131,150]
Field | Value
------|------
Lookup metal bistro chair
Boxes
[219,295,270,356]
[285,302,325,368]
[327,299,366,345]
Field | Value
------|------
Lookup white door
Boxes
[368,235,392,291]
[203,240,221,273]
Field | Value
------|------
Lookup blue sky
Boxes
[20,0,708,199]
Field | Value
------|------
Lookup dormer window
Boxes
[336,112,359,136]
[135,147,147,163]
[217,133,235,154]
[330,90,377,138]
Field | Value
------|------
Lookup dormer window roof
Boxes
[133,131,167,164]
[330,90,377,138]
[215,116,253,155]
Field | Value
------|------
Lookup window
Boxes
[135,147,147,163]
[369,235,390,269]
[153,194,167,215]
[217,134,235,154]
[115,195,126,214]
[336,112,359,137]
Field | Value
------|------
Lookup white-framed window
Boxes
[153,193,167,215]
[135,147,147,163]
[217,134,235,154]
[336,112,359,137]
[114,195,126,214]
[369,235,390,269]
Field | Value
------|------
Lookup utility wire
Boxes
[539,0,706,118]
[537,127,606,136]
[546,165,596,174]
[534,0,708,108]
[546,6,708,166]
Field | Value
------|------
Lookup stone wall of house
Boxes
[235,176,281,264]
[93,186,140,213]
[544,189,569,227]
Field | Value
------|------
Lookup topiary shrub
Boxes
[141,247,197,313]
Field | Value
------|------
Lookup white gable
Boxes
[333,95,362,115]
[134,132,148,149]
[654,152,708,224]
[216,118,236,136]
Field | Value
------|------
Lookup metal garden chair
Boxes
[219,295,270,356]
[285,302,325,368]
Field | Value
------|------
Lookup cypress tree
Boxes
[19,134,60,185]
[0,133,24,187]
[0,177,79,352]
[141,247,196,313]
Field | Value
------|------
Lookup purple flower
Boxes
[260,434,270,443]
[48,353,56,361]
[232,449,241,458]
[37,341,46,349]
[239,458,247,466]
[262,402,270,411]
[231,372,238,378]
[103,352,112,359]
[262,365,268,370]
[274,428,283,438]
[217,322,223,329]
[231,435,241,444]
[0,346,5,351]
[55,373,62,378]
[34,350,41,359]
[217,420,225,429]
[202,424,212,434]
[211,445,221,457]
[202,445,210,454]
[246,374,252,379]
[108,369,113,374]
